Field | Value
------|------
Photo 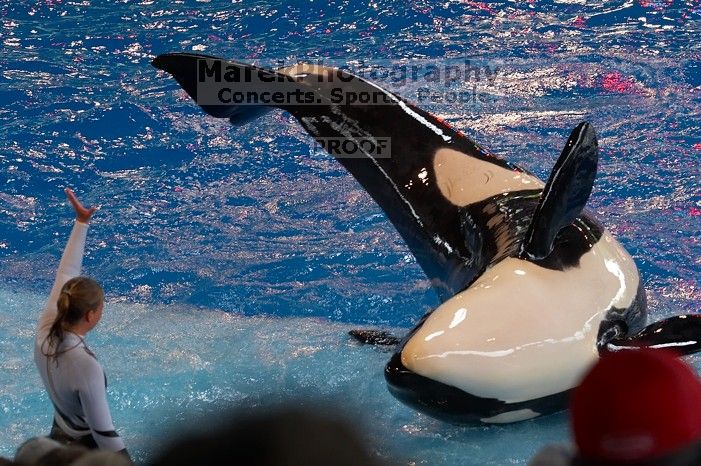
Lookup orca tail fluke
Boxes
[152,51,518,301]
[152,53,276,125]
[349,329,400,346]
[604,315,701,356]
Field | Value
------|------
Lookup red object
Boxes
[572,16,586,28]
[571,349,701,462]
[601,71,638,94]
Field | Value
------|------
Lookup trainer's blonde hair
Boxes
[47,276,104,350]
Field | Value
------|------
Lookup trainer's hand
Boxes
[65,188,97,224]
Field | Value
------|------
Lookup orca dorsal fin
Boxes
[521,122,599,260]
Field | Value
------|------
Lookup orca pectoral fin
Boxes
[521,122,599,260]
[604,315,701,356]
[349,329,400,346]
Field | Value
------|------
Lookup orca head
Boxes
[386,225,642,423]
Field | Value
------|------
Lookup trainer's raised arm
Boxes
[35,189,97,342]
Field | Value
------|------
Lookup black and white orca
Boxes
[152,53,701,424]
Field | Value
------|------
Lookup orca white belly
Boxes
[402,230,639,403]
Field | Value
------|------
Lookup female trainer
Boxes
[34,189,131,462]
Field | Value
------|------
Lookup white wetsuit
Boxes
[34,221,126,452]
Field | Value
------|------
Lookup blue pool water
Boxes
[0,0,699,464]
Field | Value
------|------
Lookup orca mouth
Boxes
[384,352,569,424]
[384,352,503,424]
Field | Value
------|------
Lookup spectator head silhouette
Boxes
[14,437,62,466]
[148,404,386,466]
[36,445,88,466]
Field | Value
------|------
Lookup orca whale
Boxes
[152,53,701,424]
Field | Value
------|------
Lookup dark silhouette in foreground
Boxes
[149,405,389,466]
